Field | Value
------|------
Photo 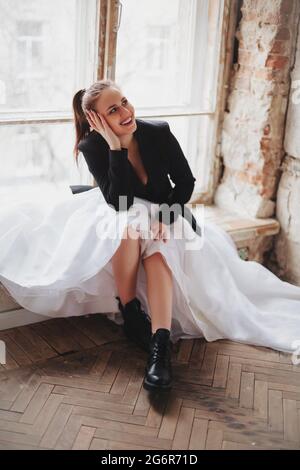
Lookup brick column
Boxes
[215,0,299,218]
[272,5,300,285]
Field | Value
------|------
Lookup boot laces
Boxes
[151,341,170,365]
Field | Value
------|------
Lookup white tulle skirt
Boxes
[1,186,300,354]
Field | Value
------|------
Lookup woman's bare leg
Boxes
[111,225,141,306]
[142,252,173,333]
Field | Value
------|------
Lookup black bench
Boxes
[70,185,94,194]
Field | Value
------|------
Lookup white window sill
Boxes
[188,203,280,261]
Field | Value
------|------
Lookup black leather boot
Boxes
[116,296,152,353]
[143,328,172,391]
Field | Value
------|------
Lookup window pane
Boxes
[0,123,92,200]
[116,0,215,111]
[0,0,78,111]
[0,0,97,192]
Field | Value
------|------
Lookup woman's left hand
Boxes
[150,220,170,243]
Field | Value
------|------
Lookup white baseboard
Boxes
[0,308,49,331]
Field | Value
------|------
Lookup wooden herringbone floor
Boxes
[0,314,299,450]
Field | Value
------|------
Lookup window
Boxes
[0,0,99,197]
[0,0,226,201]
[115,0,225,200]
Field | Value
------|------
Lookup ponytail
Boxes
[72,79,120,164]
[72,89,90,164]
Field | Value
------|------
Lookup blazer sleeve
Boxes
[78,139,134,211]
[155,122,196,225]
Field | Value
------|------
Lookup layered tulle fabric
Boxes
[0,186,300,354]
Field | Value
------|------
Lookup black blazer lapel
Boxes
[134,118,168,187]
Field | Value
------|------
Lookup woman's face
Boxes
[93,87,137,137]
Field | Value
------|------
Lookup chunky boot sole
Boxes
[143,376,172,391]
[143,365,172,391]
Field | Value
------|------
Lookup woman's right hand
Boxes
[85,110,121,150]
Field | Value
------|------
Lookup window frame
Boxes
[112,0,237,203]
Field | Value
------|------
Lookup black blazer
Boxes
[78,118,201,233]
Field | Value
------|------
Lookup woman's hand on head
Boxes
[85,110,121,150]
[150,220,170,243]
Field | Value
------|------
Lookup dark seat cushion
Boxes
[70,185,94,194]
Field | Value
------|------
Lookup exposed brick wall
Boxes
[271,7,300,285]
[215,0,299,218]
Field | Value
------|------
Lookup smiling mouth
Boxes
[120,116,135,126]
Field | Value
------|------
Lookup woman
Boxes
[0,79,300,393]
[74,78,200,391]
